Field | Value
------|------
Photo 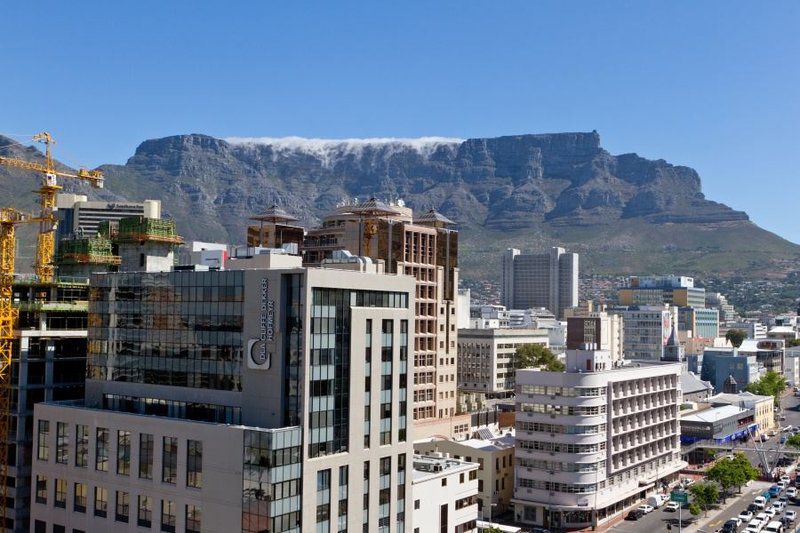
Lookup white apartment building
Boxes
[566,311,625,364]
[513,350,685,530]
[31,258,416,533]
[411,455,479,533]
[458,328,550,396]
[728,320,768,340]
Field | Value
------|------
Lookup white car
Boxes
[758,512,771,523]
[638,504,654,514]
[665,502,680,512]
[777,481,788,489]
[773,501,786,512]
[748,518,765,533]
[787,487,797,498]
[729,517,743,527]
[781,475,791,484]
[740,511,755,522]
[765,507,778,518]
[785,510,797,522]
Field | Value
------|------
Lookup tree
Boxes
[706,453,760,497]
[787,339,800,348]
[725,329,747,348]
[689,481,720,516]
[688,503,701,517]
[482,528,503,533]
[787,434,800,450]
[746,370,788,407]
[514,343,565,371]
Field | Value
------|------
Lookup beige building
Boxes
[707,391,775,435]
[303,199,465,438]
[415,429,515,521]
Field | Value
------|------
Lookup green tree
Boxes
[787,434,800,450]
[787,339,800,348]
[689,481,720,516]
[725,329,747,348]
[688,503,701,517]
[706,453,760,497]
[514,344,565,371]
[482,528,503,533]
[746,370,788,407]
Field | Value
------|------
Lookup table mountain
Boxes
[2,131,797,279]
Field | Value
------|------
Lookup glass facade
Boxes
[283,274,304,426]
[309,288,351,458]
[103,393,241,424]
[242,427,302,533]
[87,271,245,391]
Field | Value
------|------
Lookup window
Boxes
[441,478,447,487]
[117,430,130,475]
[186,504,201,533]
[187,439,202,488]
[74,482,87,512]
[162,437,177,484]
[75,424,88,467]
[95,427,109,471]
[56,422,68,464]
[317,469,331,527]
[94,486,108,517]
[36,420,49,461]
[138,495,152,527]
[34,521,46,533]
[161,499,176,532]
[35,475,47,504]
[54,478,67,508]
[115,491,129,523]
[139,433,154,479]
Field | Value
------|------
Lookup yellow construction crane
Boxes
[0,132,104,282]
[0,208,29,527]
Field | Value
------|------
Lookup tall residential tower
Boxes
[501,247,578,319]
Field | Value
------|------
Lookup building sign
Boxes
[248,277,275,369]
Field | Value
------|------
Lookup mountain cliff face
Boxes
[1,132,796,279]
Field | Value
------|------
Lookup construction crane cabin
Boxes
[0,132,104,283]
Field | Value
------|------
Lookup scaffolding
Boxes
[57,235,121,265]
[116,216,183,244]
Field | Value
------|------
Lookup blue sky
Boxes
[2,2,798,243]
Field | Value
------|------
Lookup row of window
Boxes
[517,458,606,473]
[518,477,606,494]
[518,439,607,454]
[516,421,607,435]
[519,385,607,397]
[519,403,607,416]
[34,477,200,532]
[37,421,202,488]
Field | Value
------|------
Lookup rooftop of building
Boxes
[416,428,516,452]
[707,391,773,405]
[411,454,478,483]
[681,404,749,424]
[681,372,713,395]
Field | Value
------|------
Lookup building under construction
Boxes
[3,214,180,532]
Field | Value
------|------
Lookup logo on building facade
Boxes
[249,277,275,368]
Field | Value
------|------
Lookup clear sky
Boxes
[2,2,798,243]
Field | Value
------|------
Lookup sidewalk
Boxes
[684,481,771,533]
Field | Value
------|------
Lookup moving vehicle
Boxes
[626,510,644,521]
[772,501,786,512]
[780,436,787,444]
[665,501,680,512]
[764,507,777,518]
[754,496,768,509]
[780,475,791,484]
[722,519,741,533]
[757,513,770,525]
[740,511,755,522]
[763,520,783,533]
[747,518,764,533]
[638,504,655,514]
[769,485,782,497]
[786,487,797,498]
[784,510,796,523]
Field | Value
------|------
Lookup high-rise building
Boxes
[678,306,720,339]
[609,305,676,361]
[501,247,578,319]
[513,350,684,530]
[55,194,161,240]
[31,258,416,532]
[303,199,462,437]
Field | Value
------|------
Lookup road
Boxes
[609,392,800,533]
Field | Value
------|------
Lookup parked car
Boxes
[763,520,783,533]
[747,518,765,533]
[749,504,761,512]
[769,485,783,497]
[755,497,768,509]
[758,512,771,524]
[780,475,791,484]
[784,510,797,523]
[648,494,665,509]
[638,504,655,514]
[740,511,755,522]
[626,509,644,521]
[786,487,797,498]
[773,501,786,512]
[764,507,777,518]
[665,502,680,512]
[723,520,740,533]
[777,481,788,490]
[780,436,788,444]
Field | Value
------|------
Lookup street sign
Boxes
[670,491,689,503]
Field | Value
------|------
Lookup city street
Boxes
[609,391,800,533]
